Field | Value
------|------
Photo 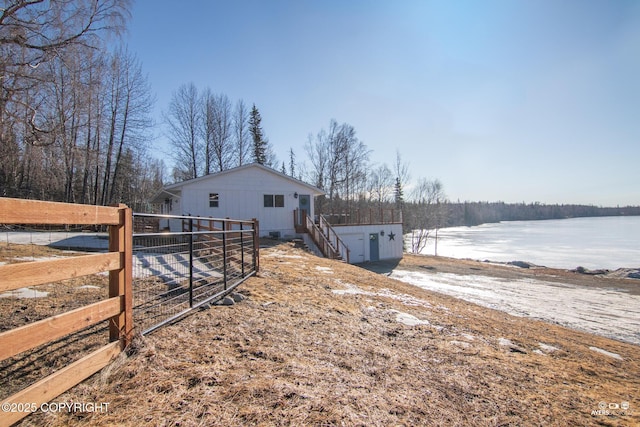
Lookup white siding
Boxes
[333,223,404,263]
[169,166,319,238]
[340,233,365,263]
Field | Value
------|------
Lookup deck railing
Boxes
[322,208,402,225]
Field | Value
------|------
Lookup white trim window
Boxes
[209,193,219,208]
[264,194,284,208]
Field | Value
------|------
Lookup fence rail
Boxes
[0,198,132,427]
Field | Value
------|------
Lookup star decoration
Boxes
[388,231,395,241]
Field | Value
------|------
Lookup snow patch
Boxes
[377,288,432,308]
[390,310,430,326]
[263,250,303,259]
[589,346,623,361]
[332,282,375,297]
[332,281,432,308]
[390,268,640,345]
[538,343,560,353]
[0,287,49,299]
[315,266,333,274]
[498,338,514,347]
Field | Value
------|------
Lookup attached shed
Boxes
[331,224,404,263]
[302,210,404,264]
[151,163,324,238]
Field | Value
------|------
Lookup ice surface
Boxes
[410,216,640,270]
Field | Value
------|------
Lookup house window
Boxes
[209,193,219,208]
[264,194,284,208]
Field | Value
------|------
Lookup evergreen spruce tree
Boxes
[289,148,296,177]
[249,104,267,164]
[394,177,404,209]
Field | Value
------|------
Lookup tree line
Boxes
[446,201,640,227]
[0,0,163,211]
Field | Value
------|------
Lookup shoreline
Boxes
[471,257,640,281]
[390,252,640,296]
[405,247,640,278]
[381,253,640,345]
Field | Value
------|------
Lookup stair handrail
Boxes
[305,215,340,260]
[319,215,350,264]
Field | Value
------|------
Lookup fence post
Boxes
[240,222,245,276]
[223,219,229,290]
[108,204,133,347]
[188,217,193,308]
[252,218,259,272]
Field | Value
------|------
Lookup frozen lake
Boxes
[410,216,640,270]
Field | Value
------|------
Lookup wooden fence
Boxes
[0,198,133,427]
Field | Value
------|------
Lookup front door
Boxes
[298,194,310,223]
[369,233,379,262]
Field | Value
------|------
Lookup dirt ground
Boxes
[9,241,640,426]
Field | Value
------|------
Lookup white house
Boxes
[151,163,403,264]
[151,163,324,239]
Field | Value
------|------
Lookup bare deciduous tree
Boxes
[408,178,448,254]
[368,163,394,206]
[165,83,201,180]
[105,48,154,204]
[201,90,232,173]
[232,99,251,167]
[0,2,163,208]
[0,0,130,140]
[305,119,370,213]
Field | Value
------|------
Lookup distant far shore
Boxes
[442,201,640,227]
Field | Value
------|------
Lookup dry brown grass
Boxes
[0,243,110,401]
[10,242,640,426]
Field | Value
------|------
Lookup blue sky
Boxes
[126,0,640,206]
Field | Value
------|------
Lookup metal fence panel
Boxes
[132,214,257,334]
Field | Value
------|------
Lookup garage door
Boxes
[340,233,365,263]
